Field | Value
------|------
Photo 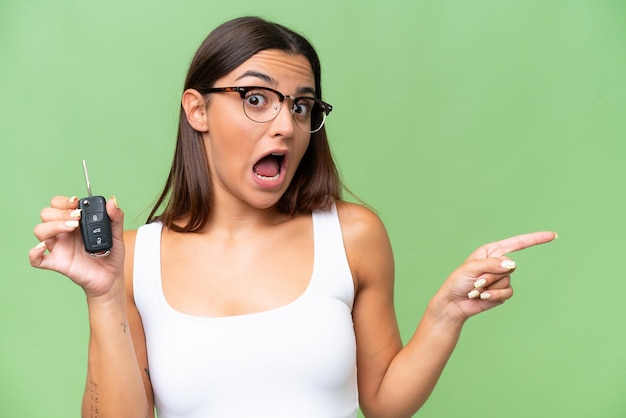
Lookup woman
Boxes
[29,16,556,418]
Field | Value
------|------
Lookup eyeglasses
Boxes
[205,86,333,133]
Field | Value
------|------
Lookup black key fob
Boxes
[79,160,113,255]
[79,195,112,255]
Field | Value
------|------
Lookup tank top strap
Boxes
[310,203,355,309]
[133,221,164,313]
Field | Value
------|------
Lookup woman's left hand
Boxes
[435,231,557,322]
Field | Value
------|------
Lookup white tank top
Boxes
[133,206,358,418]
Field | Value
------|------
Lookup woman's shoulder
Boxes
[335,200,391,255]
[123,229,139,261]
[335,201,394,291]
[123,222,163,245]
[335,200,387,236]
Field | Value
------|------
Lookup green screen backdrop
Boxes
[2,1,625,417]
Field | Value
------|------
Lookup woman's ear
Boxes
[181,89,209,132]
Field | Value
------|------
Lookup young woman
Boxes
[29,17,556,418]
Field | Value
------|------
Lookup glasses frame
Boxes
[205,86,333,133]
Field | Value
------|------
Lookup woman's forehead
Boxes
[226,50,315,89]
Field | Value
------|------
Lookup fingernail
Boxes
[553,232,559,239]
[70,209,82,218]
[500,260,516,270]
[65,220,79,228]
[35,241,46,250]
[474,278,487,288]
[69,196,78,204]
[110,195,118,209]
[468,289,481,299]
[480,292,492,300]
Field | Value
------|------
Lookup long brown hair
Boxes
[147,17,342,232]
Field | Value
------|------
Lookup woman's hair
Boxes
[147,16,342,232]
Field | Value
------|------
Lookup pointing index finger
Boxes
[468,231,558,260]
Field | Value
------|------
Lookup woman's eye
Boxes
[245,92,269,107]
[294,99,312,116]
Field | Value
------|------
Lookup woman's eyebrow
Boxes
[296,86,316,96]
[235,70,275,85]
[235,70,317,97]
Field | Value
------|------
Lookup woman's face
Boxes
[200,49,315,211]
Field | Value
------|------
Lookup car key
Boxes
[78,160,113,256]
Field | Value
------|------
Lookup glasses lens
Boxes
[293,98,327,133]
[242,88,281,123]
[240,88,328,133]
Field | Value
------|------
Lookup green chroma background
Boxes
[1,0,625,416]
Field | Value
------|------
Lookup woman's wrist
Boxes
[425,291,468,331]
[84,274,127,307]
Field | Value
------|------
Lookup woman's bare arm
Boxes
[30,197,152,417]
[339,201,556,417]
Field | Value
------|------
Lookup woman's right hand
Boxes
[29,195,126,299]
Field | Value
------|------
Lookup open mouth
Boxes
[253,153,285,181]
